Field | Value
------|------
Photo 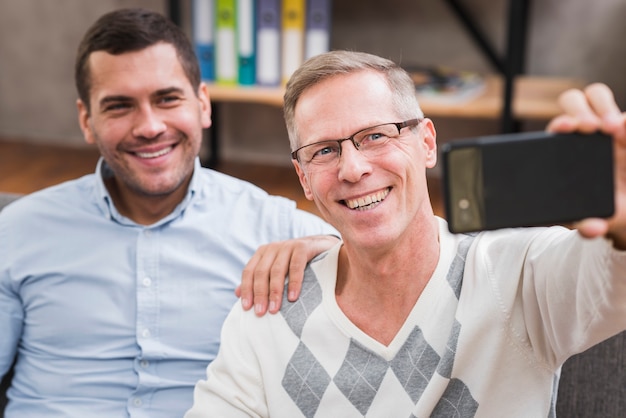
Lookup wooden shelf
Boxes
[207,84,285,107]
[206,75,585,121]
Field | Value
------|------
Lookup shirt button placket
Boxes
[135,226,159,406]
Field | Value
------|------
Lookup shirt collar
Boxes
[93,157,201,227]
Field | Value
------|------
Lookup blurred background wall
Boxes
[0,0,624,166]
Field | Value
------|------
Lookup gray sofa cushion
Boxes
[556,330,626,417]
[0,192,21,211]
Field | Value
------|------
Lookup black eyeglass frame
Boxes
[290,118,423,162]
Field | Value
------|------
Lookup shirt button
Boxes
[142,329,151,338]
[133,397,142,407]
[142,277,152,287]
[140,360,149,368]
[144,229,152,237]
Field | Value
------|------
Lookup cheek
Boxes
[302,171,330,203]
[87,118,120,149]
[173,109,204,144]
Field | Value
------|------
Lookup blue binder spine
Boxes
[255,0,281,86]
[192,0,216,81]
[237,0,256,85]
[305,0,332,60]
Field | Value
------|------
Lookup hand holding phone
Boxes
[441,131,614,233]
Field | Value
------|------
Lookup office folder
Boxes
[215,0,238,85]
[281,0,305,84]
[192,0,215,81]
[237,0,256,85]
[305,0,331,60]
[256,0,281,86]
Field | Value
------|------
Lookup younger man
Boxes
[0,9,337,418]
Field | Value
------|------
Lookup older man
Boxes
[186,50,626,417]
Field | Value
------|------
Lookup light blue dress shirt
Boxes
[0,158,336,418]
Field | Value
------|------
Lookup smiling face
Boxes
[77,42,211,213]
[292,70,437,251]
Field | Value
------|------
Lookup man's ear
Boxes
[292,159,314,201]
[421,118,438,169]
[77,99,95,145]
[198,83,212,129]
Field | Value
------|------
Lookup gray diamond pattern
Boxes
[390,327,441,403]
[333,340,390,414]
[282,342,332,418]
[431,378,479,417]
[447,235,476,299]
[280,234,478,416]
[282,267,324,337]
[437,319,462,379]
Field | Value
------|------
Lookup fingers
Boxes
[574,218,609,239]
[240,250,264,312]
[238,235,339,317]
[239,241,296,316]
[548,83,626,138]
[286,247,308,303]
[264,243,298,314]
[585,83,621,121]
[553,87,601,133]
[545,114,579,133]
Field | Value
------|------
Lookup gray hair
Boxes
[283,50,423,150]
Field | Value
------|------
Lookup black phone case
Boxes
[441,131,614,233]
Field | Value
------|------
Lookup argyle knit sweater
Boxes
[186,218,626,418]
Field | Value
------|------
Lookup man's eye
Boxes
[104,103,131,112]
[312,145,338,159]
[160,95,181,105]
[365,132,387,141]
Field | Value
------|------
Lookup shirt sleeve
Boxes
[290,207,339,239]
[0,210,24,378]
[476,227,626,368]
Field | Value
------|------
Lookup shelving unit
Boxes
[206,75,584,120]
[168,0,585,167]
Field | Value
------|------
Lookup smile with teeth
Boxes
[135,146,173,159]
[344,188,390,210]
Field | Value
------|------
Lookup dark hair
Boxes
[75,8,200,112]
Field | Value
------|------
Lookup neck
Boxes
[105,176,190,225]
[335,215,440,345]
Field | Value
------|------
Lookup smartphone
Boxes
[441,131,614,233]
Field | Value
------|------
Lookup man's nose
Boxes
[132,106,167,139]
[337,140,372,183]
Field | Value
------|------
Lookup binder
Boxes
[215,0,238,85]
[281,0,306,85]
[256,0,281,86]
[236,0,255,85]
[305,0,331,60]
[192,0,215,81]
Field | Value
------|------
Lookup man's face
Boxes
[77,42,211,199]
[292,70,437,251]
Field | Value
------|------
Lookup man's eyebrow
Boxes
[97,87,185,108]
[98,95,132,108]
[155,87,185,96]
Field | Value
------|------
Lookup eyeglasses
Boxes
[291,119,422,167]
